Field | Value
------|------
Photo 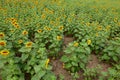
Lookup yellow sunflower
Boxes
[25,42,32,48]
[0,41,6,46]
[87,40,91,45]
[22,30,28,35]
[18,40,23,44]
[73,42,79,47]
[57,36,62,41]
[45,59,50,69]
[0,32,5,38]
[0,50,9,56]
[37,29,42,33]
[59,26,64,31]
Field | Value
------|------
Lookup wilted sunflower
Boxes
[0,50,9,56]
[25,42,32,48]
[0,41,6,46]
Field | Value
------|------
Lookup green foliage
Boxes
[61,41,91,73]
[0,0,120,79]
[101,38,120,63]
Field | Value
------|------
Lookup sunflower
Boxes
[0,50,9,56]
[0,32,5,38]
[11,18,17,22]
[41,14,46,19]
[25,42,32,48]
[57,36,62,41]
[87,40,91,45]
[59,26,64,31]
[47,27,52,31]
[45,59,50,69]
[37,29,42,33]
[97,25,102,30]
[18,40,23,44]
[0,41,6,46]
[22,30,28,35]
[73,42,79,47]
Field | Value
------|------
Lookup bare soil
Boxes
[87,54,111,72]
[51,59,72,80]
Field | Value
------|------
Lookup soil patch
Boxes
[51,59,72,80]
[64,36,74,46]
[87,54,111,72]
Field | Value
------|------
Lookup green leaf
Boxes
[21,53,29,61]
[60,55,69,62]
[64,49,71,54]
[65,63,72,69]
[34,65,42,73]
[112,56,118,62]
[79,63,85,69]
[101,54,110,60]
[115,48,120,53]
[19,47,31,52]
[43,72,56,80]
[31,71,46,80]
[71,62,78,66]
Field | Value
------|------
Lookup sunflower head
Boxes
[25,42,33,48]
[87,39,91,45]
[13,22,20,28]
[59,26,64,31]
[57,36,62,41]
[37,29,42,33]
[11,18,17,22]
[97,25,102,30]
[0,41,6,46]
[22,30,28,35]
[73,42,79,47]
[0,32,5,38]
[18,40,23,44]
[41,14,46,19]
[45,59,50,69]
[0,50,9,56]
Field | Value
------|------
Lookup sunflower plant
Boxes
[61,40,91,73]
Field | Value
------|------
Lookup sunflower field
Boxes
[0,0,120,80]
